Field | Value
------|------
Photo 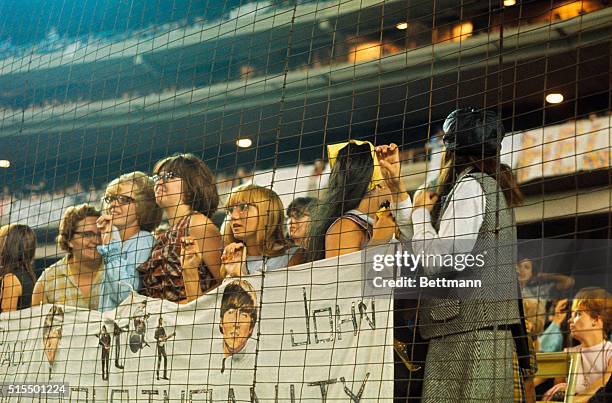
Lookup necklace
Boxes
[579,342,606,390]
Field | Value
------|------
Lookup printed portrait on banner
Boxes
[219,279,258,374]
[42,305,64,381]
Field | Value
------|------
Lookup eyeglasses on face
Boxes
[102,194,135,205]
[226,203,255,216]
[152,171,180,183]
[72,231,100,239]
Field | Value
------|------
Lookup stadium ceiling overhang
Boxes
[0,3,610,171]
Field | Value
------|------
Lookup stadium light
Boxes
[236,138,253,148]
[503,0,516,6]
[396,22,409,30]
[546,93,564,104]
[0,160,10,168]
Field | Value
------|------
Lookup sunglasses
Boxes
[102,194,135,205]
[226,203,255,215]
[152,171,180,183]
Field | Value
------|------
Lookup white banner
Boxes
[0,249,393,401]
[501,114,611,184]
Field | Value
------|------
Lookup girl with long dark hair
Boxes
[0,224,37,311]
[307,140,412,261]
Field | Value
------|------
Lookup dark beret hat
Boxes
[442,108,505,156]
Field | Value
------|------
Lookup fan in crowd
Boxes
[537,298,572,353]
[517,257,575,301]
[32,204,104,310]
[138,153,223,303]
[543,287,612,402]
[0,224,37,311]
[285,197,316,249]
[306,140,412,261]
[96,172,162,312]
[410,108,533,401]
[221,184,304,277]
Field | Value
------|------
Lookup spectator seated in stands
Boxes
[0,224,37,311]
[285,197,317,249]
[96,172,162,312]
[543,287,612,402]
[518,257,575,300]
[138,154,223,303]
[538,298,571,353]
[523,297,546,348]
[221,184,304,276]
[306,141,412,261]
[518,256,575,352]
[32,204,104,310]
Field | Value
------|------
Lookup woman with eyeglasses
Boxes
[221,184,305,277]
[138,153,223,303]
[95,172,162,311]
[32,204,104,310]
[0,224,37,311]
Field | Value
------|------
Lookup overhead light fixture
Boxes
[236,138,252,148]
[396,22,409,30]
[503,0,516,6]
[451,21,474,41]
[545,93,564,104]
[0,160,10,168]
[319,20,331,30]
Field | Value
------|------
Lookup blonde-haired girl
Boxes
[221,184,304,276]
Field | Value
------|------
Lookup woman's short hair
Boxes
[223,184,289,257]
[220,280,257,330]
[286,197,317,218]
[0,224,37,282]
[103,171,162,232]
[56,204,101,258]
[153,153,219,217]
[572,287,612,336]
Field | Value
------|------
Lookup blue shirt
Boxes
[245,246,301,274]
[97,229,154,312]
[538,321,563,352]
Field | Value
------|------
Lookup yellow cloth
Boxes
[327,140,384,192]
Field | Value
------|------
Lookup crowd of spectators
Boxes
[0,1,319,61]
[3,0,604,113]
[0,108,610,401]
[0,182,103,228]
